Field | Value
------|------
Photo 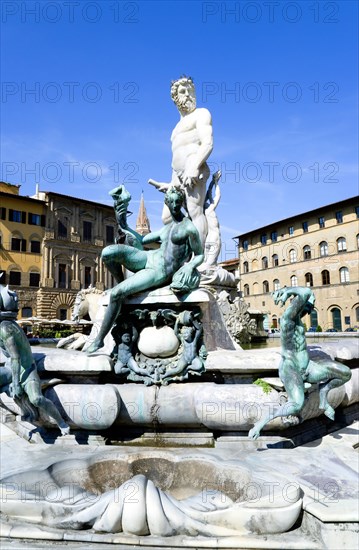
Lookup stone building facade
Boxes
[229,197,359,331]
[0,182,46,318]
[34,189,118,319]
[1,183,119,319]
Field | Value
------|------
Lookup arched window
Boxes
[57,307,70,321]
[263,280,269,293]
[253,282,259,294]
[291,275,298,287]
[272,254,279,267]
[9,270,21,285]
[273,279,280,291]
[303,245,311,260]
[356,306,359,323]
[305,272,313,287]
[322,270,330,285]
[331,307,342,331]
[30,239,41,253]
[337,237,347,252]
[289,249,297,263]
[262,256,268,269]
[357,234,359,249]
[252,259,258,271]
[243,261,249,273]
[11,232,26,252]
[339,267,350,283]
[310,309,318,328]
[243,284,250,296]
[320,241,328,257]
[21,307,33,318]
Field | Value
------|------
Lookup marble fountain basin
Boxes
[0,449,302,543]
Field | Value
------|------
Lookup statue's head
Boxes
[0,284,19,313]
[121,333,131,344]
[164,186,185,215]
[171,76,196,113]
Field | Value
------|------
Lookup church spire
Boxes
[136,191,151,236]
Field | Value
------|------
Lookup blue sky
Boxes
[1,0,358,260]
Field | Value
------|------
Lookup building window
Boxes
[322,270,330,285]
[331,307,342,331]
[318,216,325,228]
[58,263,67,288]
[58,219,67,239]
[84,266,92,287]
[30,240,41,253]
[305,272,313,287]
[106,225,115,244]
[11,237,26,252]
[262,256,268,269]
[1,208,6,220]
[273,279,280,291]
[355,206,359,218]
[302,221,308,233]
[335,211,343,224]
[0,270,6,284]
[22,307,32,318]
[339,267,350,283]
[272,254,279,267]
[289,249,297,263]
[59,308,68,321]
[28,213,44,226]
[9,271,21,285]
[83,221,92,242]
[271,231,277,242]
[320,241,328,257]
[291,275,298,287]
[310,309,318,328]
[260,234,267,245]
[288,226,294,236]
[243,261,249,273]
[29,272,40,287]
[243,284,250,296]
[242,239,249,251]
[9,209,25,223]
[263,280,269,293]
[337,237,347,252]
[253,282,259,294]
[356,306,359,322]
[303,245,311,260]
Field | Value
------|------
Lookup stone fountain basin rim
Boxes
[0,448,302,508]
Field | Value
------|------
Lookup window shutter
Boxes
[21,239,27,252]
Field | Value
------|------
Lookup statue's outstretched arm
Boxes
[142,229,162,245]
[148,179,171,192]
[274,287,314,319]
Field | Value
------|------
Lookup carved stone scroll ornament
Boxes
[111,308,206,385]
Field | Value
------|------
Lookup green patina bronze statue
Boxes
[87,186,204,354]
[248,286,351,440]
[0,284,70,435]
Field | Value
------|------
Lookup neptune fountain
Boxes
[0,77,357,549]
